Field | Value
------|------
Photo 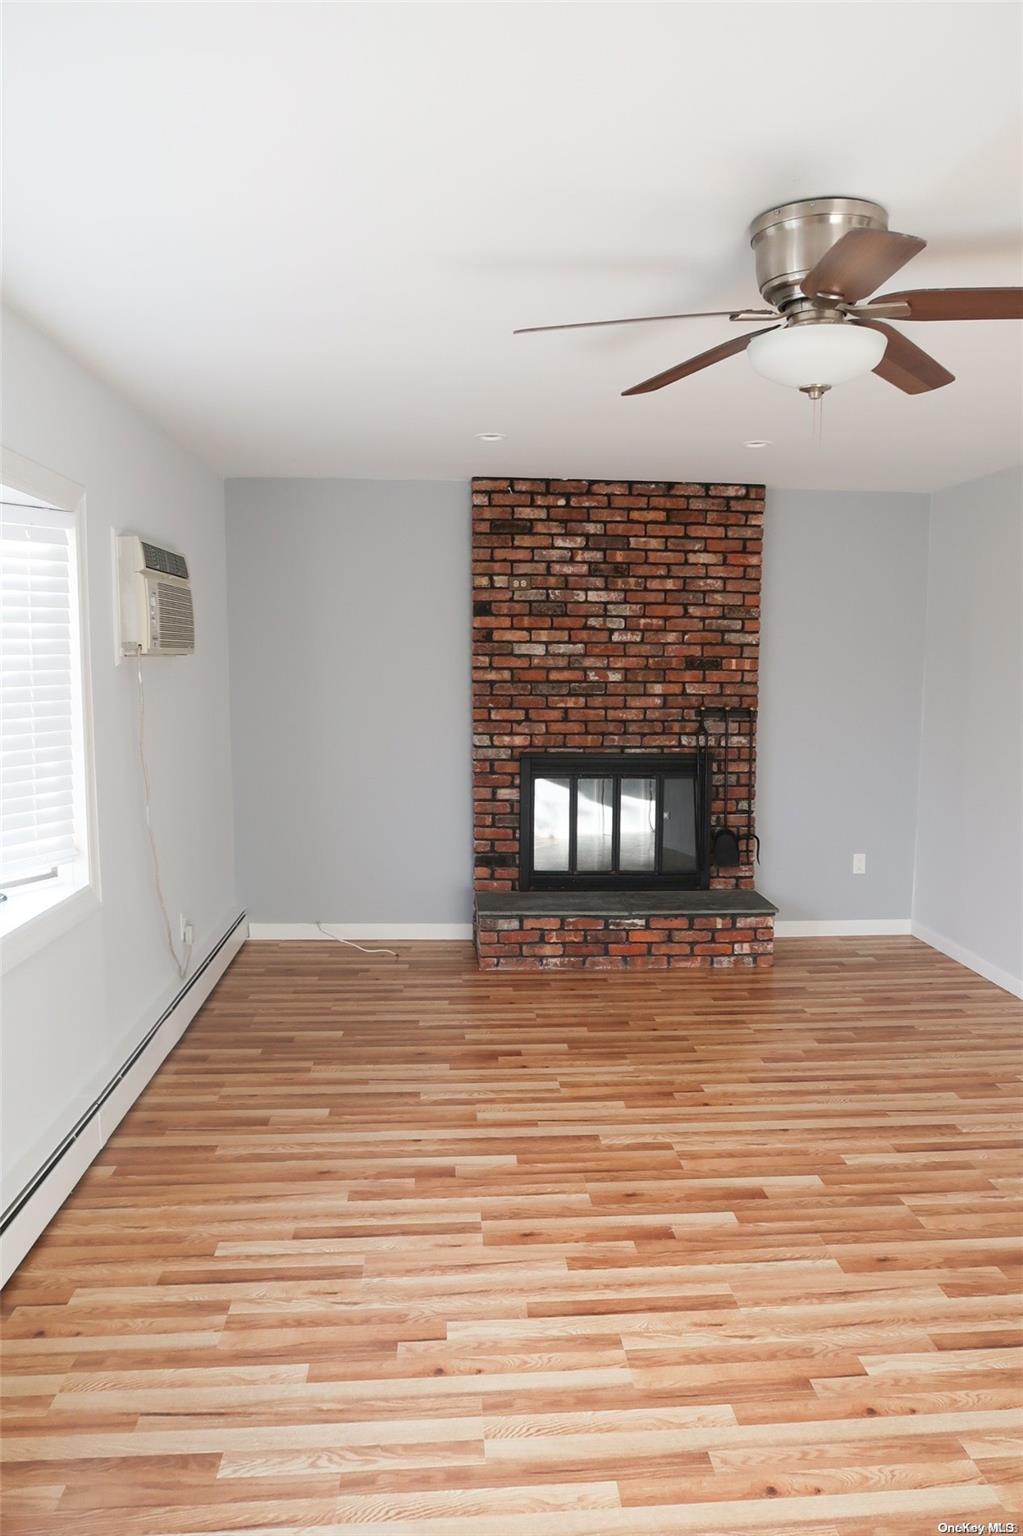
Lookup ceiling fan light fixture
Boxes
[746,322,887,389]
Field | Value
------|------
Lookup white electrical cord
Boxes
[134,647,192,980]
[316,923,398,959]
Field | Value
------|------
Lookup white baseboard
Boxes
[774,918,913,938]
[911,921,1023,999]
[0,911,247,1287]
[248,923,473,941]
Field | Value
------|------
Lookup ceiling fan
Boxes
[514,197,1023,404]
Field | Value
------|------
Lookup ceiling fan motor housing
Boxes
[748,196,889,312]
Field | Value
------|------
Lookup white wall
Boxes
[1,306,239,1210]
[756,490,930,924]
[912,465,1023,996]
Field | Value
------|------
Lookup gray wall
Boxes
[912,466,1023,990]
[226,478,472,923]
[228,477,938,930]
[756,489,930,921]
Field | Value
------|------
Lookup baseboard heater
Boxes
[0,910,246,1241]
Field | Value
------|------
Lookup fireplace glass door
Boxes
[521,754,707,890]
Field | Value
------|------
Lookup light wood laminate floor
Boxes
[2,936,1022,1536]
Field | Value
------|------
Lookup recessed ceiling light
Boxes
[475,431,506,443]
[743,439,771,449]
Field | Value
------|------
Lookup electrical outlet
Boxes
[852,853,867,875]
[179,914,194,946]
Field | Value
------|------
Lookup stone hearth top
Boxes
[475,890,778,919]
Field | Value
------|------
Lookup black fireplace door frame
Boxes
[519,752,711,891]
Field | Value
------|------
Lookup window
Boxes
[0,470,96,962]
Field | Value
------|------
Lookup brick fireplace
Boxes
[471,477,774,970]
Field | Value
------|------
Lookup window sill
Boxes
[0,876,100,973]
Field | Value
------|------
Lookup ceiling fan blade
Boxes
[514,309,775,335]
[802,229,926,303]
[855,319,955,394]
[621,326,779,396]
[868,286,1023,321]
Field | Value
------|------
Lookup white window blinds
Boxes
[1,503,82,884]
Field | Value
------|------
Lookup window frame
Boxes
[0,449,100,971]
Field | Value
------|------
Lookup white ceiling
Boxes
[4,2,1022,491]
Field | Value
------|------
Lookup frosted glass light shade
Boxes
[746,323,887,388]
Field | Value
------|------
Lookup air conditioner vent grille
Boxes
[117,534,194,655]
[153,581,195,651]
[141,541,189,580]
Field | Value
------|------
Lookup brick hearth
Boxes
[475,890,777,972]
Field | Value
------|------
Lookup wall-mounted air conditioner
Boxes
[117,535,195,656]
